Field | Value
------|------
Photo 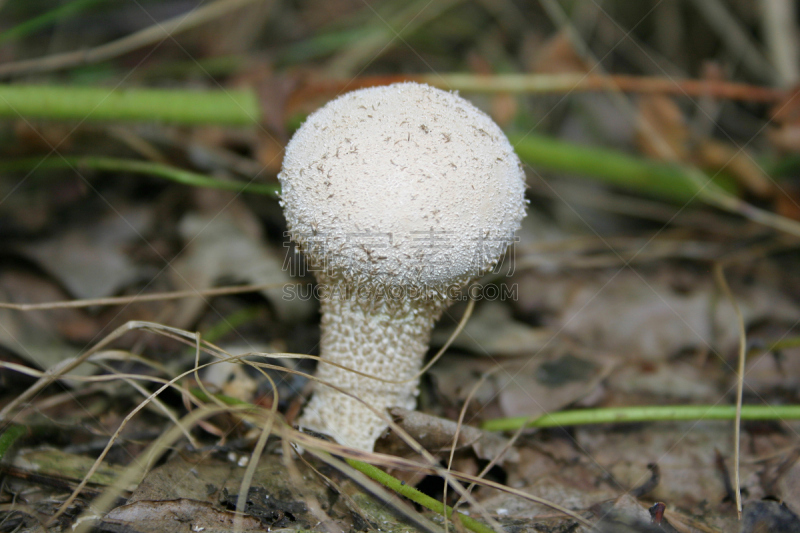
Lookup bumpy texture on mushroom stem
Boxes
[279,82,526,451]
[300,275,448,451]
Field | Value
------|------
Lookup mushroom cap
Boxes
[279,82,526,294]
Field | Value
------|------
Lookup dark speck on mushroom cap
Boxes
[279,82,527,293]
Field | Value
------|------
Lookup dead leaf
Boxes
[590,493,680,532]
[382,407,520,463]
[740,500,800,533]
[430,342,617,420]
[693,138,773,198]
[515,266,799,361]
[608,361,723,401]
[742,345,800,395]
[4,447,136,492]
[577,422,763,514]
[776,456,800,517]
[123,450,344,531]
[0,270,91,374]
[127,453,228,504]
[169,196,313,328]
[636,96,771,198]
[20,206,152,300]
[769,123,800,152]
[490,93,518,129]
[433,301,550,356]
[637,95,689,161]
[478,451,617,523]
[772,182,800,220]
[531,30,591,74]
[103,499,265,533]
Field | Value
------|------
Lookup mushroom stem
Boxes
[299,279,448,451]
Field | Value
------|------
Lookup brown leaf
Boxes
[0,270,94,374]
[636,95,689,161]
[429,342,617,421]
[769,123,800,153]
[531,30,591,74]
[169,194,313,327]
[103,499,265,533]
[490,93,518,129]
[774,183,800,220]
[776,455,800,517]
[515,266,799,361]
[432,301,551,357]
[382,407,520,463]
[693,138,773,198]
[770,84,800,124]
[20,206,152,301]
[740,500,800,533]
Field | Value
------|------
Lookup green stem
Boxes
[345,458,495,533]
[0,84,737,205]
[0,0,105,45]
[190,388,248,406]
[510,133,733,204]
[0,85,259,125]
[759,336,800,353]
[481,404,800,432]
[0,424,26,460]
[190,390,495,531]
[0,156,279,196]
[201,308,262,344]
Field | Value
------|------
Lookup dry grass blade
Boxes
[537,0,800,239]
[4,321,296,524]
[0,0,266,78]
[1,318,516,530]
[687,0,776,83]
[713,263,747,518]
[230,346,280,532]
[67,404,260,533]
[92,359,198,448]
[444,366,506,517]
[0,282,299,311]
[421,73,786,101]
[0,320,144,422]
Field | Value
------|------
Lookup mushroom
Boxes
[279,82,526,451]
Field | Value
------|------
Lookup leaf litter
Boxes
[4,1,800,532]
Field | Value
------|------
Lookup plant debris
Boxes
[3,1,800,532]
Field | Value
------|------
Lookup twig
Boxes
[0,282,301,311]
[292,73,786,104]
[427,73,785,102]
[0,0,264,78]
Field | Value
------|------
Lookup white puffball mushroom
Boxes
[279,82,526,451]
